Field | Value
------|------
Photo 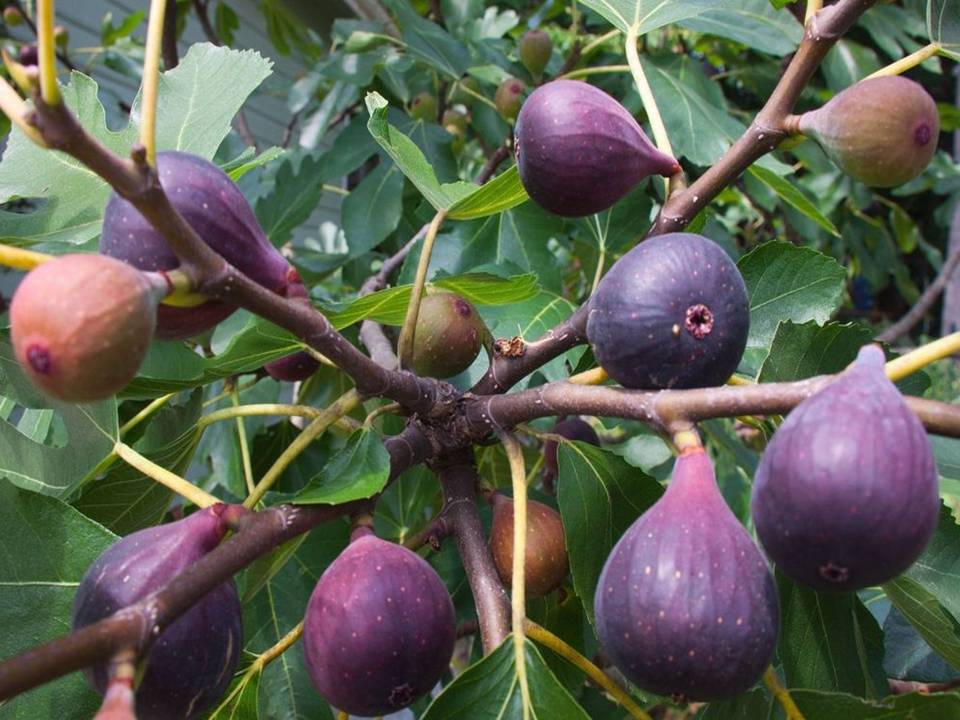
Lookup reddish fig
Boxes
[409,91,438,122]
[100,151,297,339]
[519,29,552,79]
[410,292,487,378]
[795,76,940,187]
[489,492,569,597]
[495,78,526,120]
[587,233,749,389]
[73,506,242,720]
[595,448,778,700]
[303,527,456,717]
[11,254,164,402]
[264,350,320,381]
[515,80,680,217]
[751,345,939,592]
[543,417,600,488]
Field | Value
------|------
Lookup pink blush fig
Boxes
[489,493,569,597]
[751,345,939,592]
[303,528,456,716]
[595,448,778,700]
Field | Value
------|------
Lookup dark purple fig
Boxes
[18,44,37,67]
[595,448,778,700]
[264,350,320,381]
[100,151,297,340]
[489,492,569,597]
[796,76,940,188]
[519,29,552,79]
[751,345,939,592]
[73,505,242,720]
[409,91,438,122]
[11,254,165,402]
[586,233,749,389]
[543,417,600,488]
[495,78,526,120]
[303,527,456,717]
[410,292,487,378]
[515,79,680,217]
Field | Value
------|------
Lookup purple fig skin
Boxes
[100,151,296,340]
[72,505,242,720]
[514,79,680,217]
[595,448,779,701]
[411,292,486,379]
[798,76,940,188]
[751,345,939,592]
[264,350,320,381]
[543,417,600,487]
[587,233,749,389]
[303,527,456,717]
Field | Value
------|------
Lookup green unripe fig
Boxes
[489,492,569,598]
[409,91,437,122]
[3,7,23,26]
[495,78,526,120]
[442,109,468,135]
[519,29,552,79]
[411,292,486,378]
[53,24,68,49]
[10,254,164,402]
[796,76,940,188]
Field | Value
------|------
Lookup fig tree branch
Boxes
[878,241,960,342]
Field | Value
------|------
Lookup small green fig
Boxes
[442,109,468,135]
[495,78,526,120]
[54,24,68,49]
[409,91,437,122]
[519,30,552,79]
[410,292,487,379]
[11,254,164,402]
[489,492,569,598]
[796,76,940,188]
[3,7,23,26]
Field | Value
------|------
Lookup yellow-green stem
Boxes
[763,667,806,720]
[197,403,321,430]
[232,390,256,496]
[804,0,823,24]
[569,367,608,385]
[560,64,630,80]
[141,0,168,165]
[397,210,447,369]
[37,0,60,105]
[452,80,498,111]
[0,78,46,146]
[866,43,941,79]
[202,377,261,408]
[118,393,175,436]
[524,619,652,720]
[886,332,960,382]
[114,442,218,508]
[500,432,532,719]
[159,268,207,308]
[0,243,52,271]
[362,402,401,429]
[322,183,350,196]
[580,29,620,58]
[244,389,362,508]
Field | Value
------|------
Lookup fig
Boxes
[543,417,600,488]
[796,76,940,188]
[264,350,320,381]
[751,344,939,592]
[100,151,296,340]
[73,506,242,720]
[442,109,468,135]
[586,233,749,389]
[10,254,164,402]
[489,492,569,597]
[4,7,23,26]
[409,91,437,122]
[18,44,37,67]
[515,79,680,217]
[595,447,779,700]
[303,527,456,717]
[410,292,487,378]
[494,78,526,121]
[519,29,552,79]
[54,24,68,49]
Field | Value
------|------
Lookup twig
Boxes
[161,0,179,69]
[763,667,806,720]
[879,244,960,341]
[141,0,169,165]
[866,42,941,79]
[478,143,511,184]
[36,0,59,106]
[113,441,219,508]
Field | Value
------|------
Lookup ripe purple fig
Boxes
[495,78,526,120]
[595,448,779,700]
[515,79,680,217]
[100,151,297,339]
[18,44,37,67]
[73,505,242,720]
[264,350,320,381]
[11,254,165,402]
[751,344,939,592]
[410,292,487,378]
[795,76,940,188]
[543,417,600,488]
[519,29,552,79]
[303,527,456,717]
[489,492,569,598]
[587,233,749,389]
[409,91,438,122]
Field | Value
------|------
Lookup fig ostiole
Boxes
[794,76,940,188]
[595,447,779,701]
[303,526,456,717]
[11,253,166,402]
[514,79,680,217]
[100,151,296,340]
[751,344,939,592]
[587,232,749,390]
[489,492,570,598]
[542,417,600,489]
[73,505,242,720]
[410,291,488,379]
[494,78,526,121]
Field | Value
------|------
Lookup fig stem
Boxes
[362,402,402,429]
[0,75,46,146]
[36,0,59,106]
[244,389,362,508]
[202,376,262,408]
[763,667,807,720]
[499,431,533,719]
[865,42,941,80]
[114,441,219,508]
[452,79,497,111]
[524,619,653,720]
[231,389,256,496]
[885,332,960,381]
[118,392,175,436]
[157,268,208,308]
[397,209,447,370]
[804,0,823,24]
[579,29,620,59]
[140,0,168,166]
[559,64,630,81]
[0,243,52,271]
[197,403,324,430]
[569,366,608,385]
